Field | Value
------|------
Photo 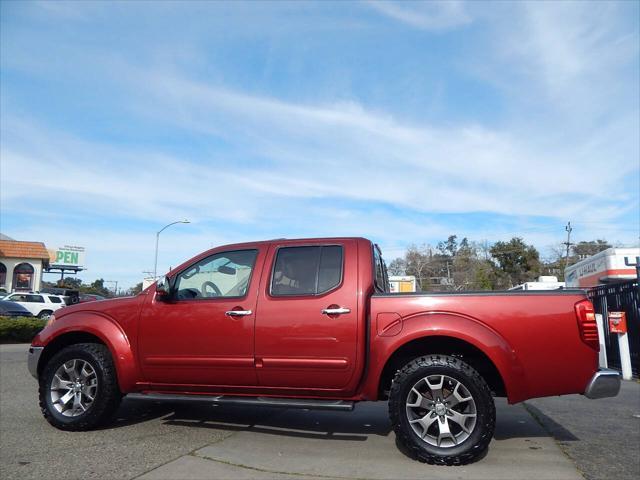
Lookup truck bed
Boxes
[367,289,596,403]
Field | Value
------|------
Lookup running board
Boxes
[127,393,355,411]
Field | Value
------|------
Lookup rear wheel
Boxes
[39,343,121,430]
[38,310,53,320]
[389,355,495,465]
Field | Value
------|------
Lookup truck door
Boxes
[138,247,264,386]
[255,240,360,391]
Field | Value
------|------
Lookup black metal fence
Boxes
[588,280,639,376]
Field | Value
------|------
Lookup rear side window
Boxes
[26,295,44,303]
[271,245,343,296]
[48,296,62,303]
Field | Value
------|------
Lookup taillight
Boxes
[575,300,599,350]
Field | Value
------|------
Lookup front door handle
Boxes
[225,310,252,317]
[321,307,351,315]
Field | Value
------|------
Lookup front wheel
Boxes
[389,355,495,465]
[39,343,121,430]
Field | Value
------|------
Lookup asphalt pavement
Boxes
[525,381,640,480]
[1,343,638,480]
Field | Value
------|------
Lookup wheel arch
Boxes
[38,331,107,376]
[378,336,506,400]
[36,313,139,392]
[371,311,527,403]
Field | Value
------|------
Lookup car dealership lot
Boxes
[1,343,637,480]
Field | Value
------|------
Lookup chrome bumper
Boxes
[27,346,44,379]
[584,369,621,399]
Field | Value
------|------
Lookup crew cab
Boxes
[28,237,620,465]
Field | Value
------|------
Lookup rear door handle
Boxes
[225,310,252,317]
[321,307,351,315]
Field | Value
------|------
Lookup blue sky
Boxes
[1,0,639,289]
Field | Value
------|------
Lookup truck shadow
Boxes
[109,397,578,444]
[111,398,392,441]
[519,403,579,442]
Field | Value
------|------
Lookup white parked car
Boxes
[2,292,67,319]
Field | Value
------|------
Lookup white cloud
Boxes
[473,1,639,126]
[3,63,636,228]
[366,0,472,31]
[1,1,638,287]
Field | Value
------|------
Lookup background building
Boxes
[0,235,50,292]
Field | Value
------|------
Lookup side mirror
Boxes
[155,276,172,299]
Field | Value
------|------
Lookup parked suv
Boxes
[3,292,66,319]
[40,288,80,305]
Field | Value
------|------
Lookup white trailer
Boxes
[565,247,639,288]
[509,276,565,291]
[389,275,417,293]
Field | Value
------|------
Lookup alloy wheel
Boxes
[49,359,98,417]
[405,374,477,448]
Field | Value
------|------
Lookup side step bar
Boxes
[127,393,355,411]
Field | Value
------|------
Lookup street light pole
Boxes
[153,220,190,280]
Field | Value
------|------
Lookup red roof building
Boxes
[0,239,50,292]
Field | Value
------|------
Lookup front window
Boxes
[174,249,258,300]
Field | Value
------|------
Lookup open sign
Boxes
[608,311,627,334]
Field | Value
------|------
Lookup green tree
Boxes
[60,277,82,289]
[437,235,458,257]
[85,278,111,297]
[473,260,502,290]
[130,282,143,295]
[490,237,541,287]
[573,240,611,259]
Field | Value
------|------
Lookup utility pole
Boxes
[562,221,574,275]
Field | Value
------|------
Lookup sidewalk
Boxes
[137,399,582,480]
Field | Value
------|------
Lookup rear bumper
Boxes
[27,346,44,379]
[584,369,621,399]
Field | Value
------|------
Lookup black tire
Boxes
[39,343,121,431]
[38,310,53,320]
[389,355,495,465]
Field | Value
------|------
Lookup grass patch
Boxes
[0,316,47,343]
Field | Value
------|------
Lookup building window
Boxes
[13,263,35,291]
[0,263,6,287]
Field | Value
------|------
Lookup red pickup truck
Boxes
[28,237,620,465]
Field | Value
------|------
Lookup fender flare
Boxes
[369,311,528,403]
[36,312,139,392]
